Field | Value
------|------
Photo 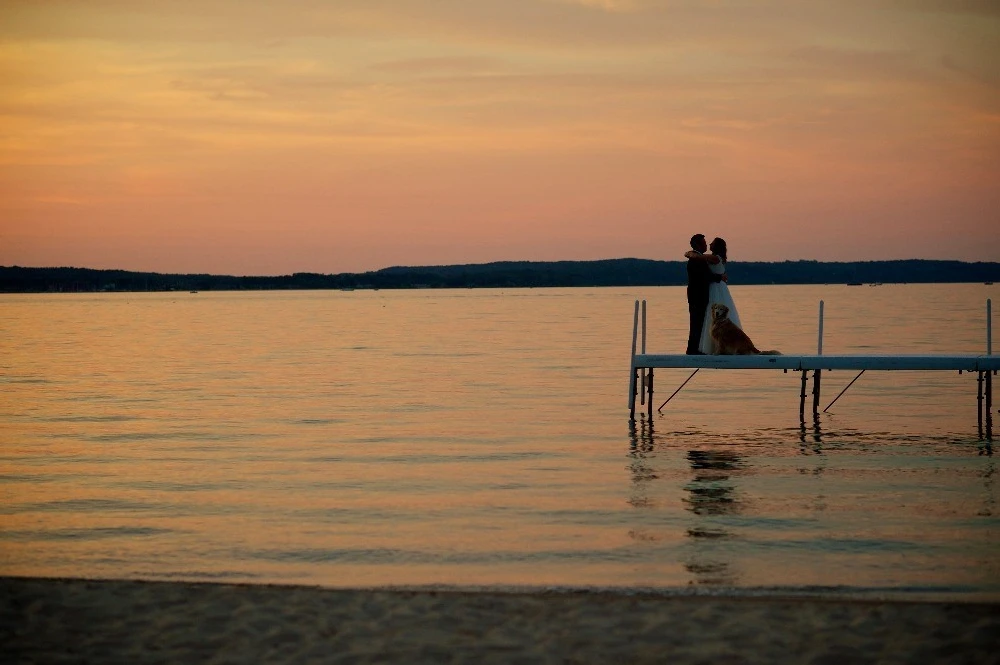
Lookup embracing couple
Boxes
[685,234,779,356]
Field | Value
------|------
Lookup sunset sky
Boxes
[1,1,998,275]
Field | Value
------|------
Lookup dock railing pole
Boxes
[812,300,824,416]
[988,299,992,356]
[817,300,825,356]
[628,300,640,419]
[640,300,647,405]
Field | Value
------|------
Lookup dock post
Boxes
[647,368,654,419]
[812,300,824,416]
[987,371,993,440]
[629,300,640,420]
[640,300,647,405]
[799,370,809,422]
[978,371,985,438]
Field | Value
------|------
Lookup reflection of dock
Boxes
[628,299,996,439]
[626,419,745,586]
[684,451,743,517]
[683,449,744,586]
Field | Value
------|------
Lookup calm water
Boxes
[1,284,997,600]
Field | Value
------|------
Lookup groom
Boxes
[686,233,725,354]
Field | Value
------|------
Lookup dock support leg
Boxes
[799,369,808,422]
[987,371,993,440]
[647,368,654,419]
[978,371,984,438]
[811,369,822,417]
[640,369,646,406]
[630,367,638,422]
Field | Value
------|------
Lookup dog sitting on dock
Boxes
[710,304,781,355]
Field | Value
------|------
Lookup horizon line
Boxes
[4,257,1000,279]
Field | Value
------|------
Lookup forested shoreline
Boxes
[1,259,998,293]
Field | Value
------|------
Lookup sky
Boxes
[1,0,998,275]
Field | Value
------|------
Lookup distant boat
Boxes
[189,290,198,293]
[847,282,862,286]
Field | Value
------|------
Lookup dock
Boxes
[628,299,996,439]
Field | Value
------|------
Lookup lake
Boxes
[1,283,996,600]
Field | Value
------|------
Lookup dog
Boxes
[710,303,781,355]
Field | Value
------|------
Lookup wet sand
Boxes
[3,576,997,664]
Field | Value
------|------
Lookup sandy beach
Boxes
[2,577,997,664]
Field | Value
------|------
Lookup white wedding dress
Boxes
[698,260,742,354]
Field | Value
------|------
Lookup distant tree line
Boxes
[1,259,998,293]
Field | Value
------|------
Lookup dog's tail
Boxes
[755,349,782,355]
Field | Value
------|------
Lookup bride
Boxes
[684,237,742,354]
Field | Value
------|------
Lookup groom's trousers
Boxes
[687,297,707,354]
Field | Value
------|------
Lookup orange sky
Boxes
[1,0,998,275]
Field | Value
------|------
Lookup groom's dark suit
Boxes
[686,254,723,354]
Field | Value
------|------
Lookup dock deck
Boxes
[633,353,1000,372]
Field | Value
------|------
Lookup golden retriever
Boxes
[710,303,781,355]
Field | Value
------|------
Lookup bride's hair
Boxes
[710,237,727,263]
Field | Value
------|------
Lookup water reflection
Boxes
[682,449,745,585]
[799,415,823,447]
[684,450,744,516]
[627,418,749,587]
[626,416,657,510]
[798,417,826,494]
[625,418,995,591]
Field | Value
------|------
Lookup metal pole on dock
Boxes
[799,370,809,422]
[659,369,699,412]
[628,300,639,420]
[817,300,825,356]
[640,300,647,405]
[824,370,865,413]
[647,368,654,419]
[986,371,992,439]
[812,300,824,416]
[978,371,984,437]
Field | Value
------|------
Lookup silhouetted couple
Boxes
[685,234,742,355]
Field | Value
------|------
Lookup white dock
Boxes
[633,353,999,372]
[628,299,995,438]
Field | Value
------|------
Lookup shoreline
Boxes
[3,260,999,293]
[4,576,998,664]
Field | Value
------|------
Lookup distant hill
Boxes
[1,259,998,293]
